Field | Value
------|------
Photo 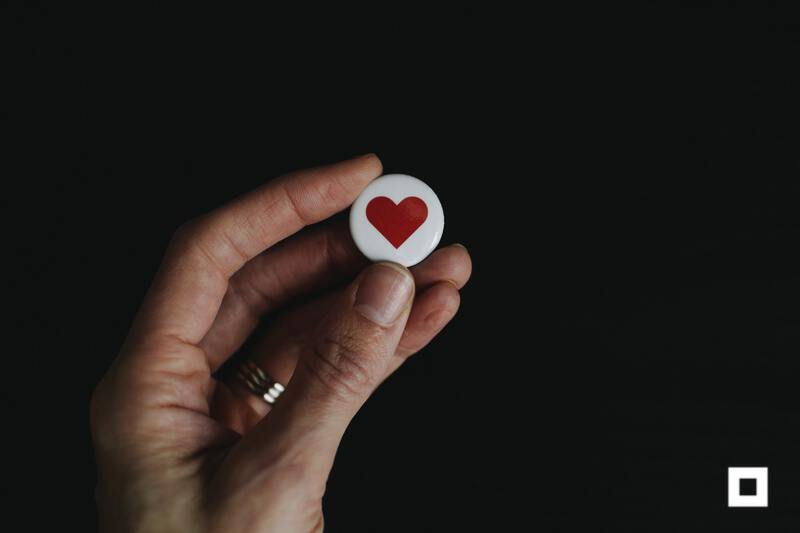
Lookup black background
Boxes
[5,2,800,531]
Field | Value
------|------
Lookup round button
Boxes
[349,174,444,267]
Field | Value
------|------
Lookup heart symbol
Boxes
[366,196,428,248]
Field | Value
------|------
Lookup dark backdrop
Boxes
[5,3,800,531]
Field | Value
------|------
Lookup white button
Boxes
[349,174,444,267]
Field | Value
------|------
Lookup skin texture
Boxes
[90,155,472,532]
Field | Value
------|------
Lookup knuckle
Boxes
[173,217,199,240]
[170,215,215,248]
[307,332,379,398]
[168,218,201,252]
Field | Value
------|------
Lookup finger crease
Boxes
[282,183,313,227]
[234,270,279,316]
[193,239,236,280]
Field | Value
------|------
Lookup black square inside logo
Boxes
[739,478,757,496]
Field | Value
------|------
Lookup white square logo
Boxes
[728,467,768,508]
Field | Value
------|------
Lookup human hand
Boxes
[90,155,472,532]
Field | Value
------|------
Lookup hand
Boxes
[90,155,472,532]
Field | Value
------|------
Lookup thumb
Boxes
[231,262,415,476]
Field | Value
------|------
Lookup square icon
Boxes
[739,478,757,496]
[728,467,768,508]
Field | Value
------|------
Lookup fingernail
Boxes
[451,243,468,251]
[354,263,414,326]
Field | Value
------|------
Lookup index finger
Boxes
[132,154,382,346]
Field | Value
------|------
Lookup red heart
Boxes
[366,196,428,248]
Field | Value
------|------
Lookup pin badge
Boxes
[349,174,444,267]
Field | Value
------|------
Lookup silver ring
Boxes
[236,360,285,405]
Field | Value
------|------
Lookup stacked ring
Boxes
[236,360,285,405]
